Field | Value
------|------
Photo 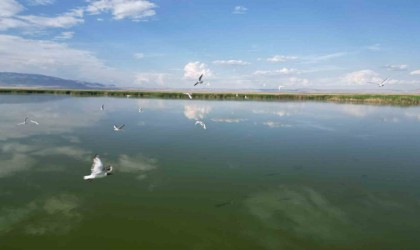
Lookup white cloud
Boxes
[244,186,350,244]
[342,70,381,85]
[212,60,249,65]
[410,69,420,75]
[134,52,144,59]
[366,43,381,51]
[0,142,92,178]
[18,8,84,29]
[54,31,74,40]
[0,0,23,17]
[117,154,157,179]
[86,0,157,21]
[0,194,81,236]
[254,67,300,76]
[267,55,298,63]
[305,52,348,63]
[183,61,212,80]
[0,35,129,84]
[384,64,408,71]
[0,6,84,31]
[26,0,55,6]
[233,5,247,14]
[211,118,247,123]
[184,105,211,120]
[287,77,309,85]
[135,72,167,85]
[263,121,292,128]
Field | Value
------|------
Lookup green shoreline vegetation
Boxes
[1,88,420,105]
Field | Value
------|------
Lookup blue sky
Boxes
[1,0,420,90]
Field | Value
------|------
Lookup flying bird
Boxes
[113,124,125,131]
[194,74,204,86]
[126,94,132,98]
[195,120,206,130]
[101,104,104,110]
[184,93,193,99]
[17,117,39,125]
[278,85,284,91]
[138,107,143,112]
[17,117,28,125]
[30,119,39,125]
[368,76,390,87]
[83,154,113,180]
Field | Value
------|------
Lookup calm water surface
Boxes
[1,94,420,249]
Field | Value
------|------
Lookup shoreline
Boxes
[0,88,419,105]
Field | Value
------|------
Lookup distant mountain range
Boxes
[0,72,115,89]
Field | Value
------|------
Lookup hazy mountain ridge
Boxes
[0,72,114,89]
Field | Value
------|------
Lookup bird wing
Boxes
[367,82,378,85]
[91,156,104,174]
[194,82,199,86]
[113,125,118,130]
[17,122,25,125]
[381,76,390,84]
[30,120,39,125]
[198,74,203,81]
[118,124,125,129]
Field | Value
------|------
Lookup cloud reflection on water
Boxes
[0,142,91,178]
[0,194,81,236]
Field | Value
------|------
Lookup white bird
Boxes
[126,94,132,98]
[30,119,39,125]
[113,124,125,131]
[184,93,193,99]
[195,120,206,130]
[83,154,113,181]
[368,76,390,87]
[17,117,28,125]
[244,95,249,100]
[138,107,143,112]
[100,104,104,110]
[278,85,284,91]
[17,117,39,125]
[194,74,204,86]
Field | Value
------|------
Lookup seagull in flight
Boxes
[368,76,390,87]
[84,154,113,181]
[184,93,193,99]
[17,117,39,125]
[138,107,143,112]
[113,124,125,131]
[195,120,206,130]
[17,117,28,125]
[100,104,104,110]
[194,74,204,86]
[30,119,39,125]
[278,85,284,91]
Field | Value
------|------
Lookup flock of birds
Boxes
[17,73,209,181]
[16,73,392,181]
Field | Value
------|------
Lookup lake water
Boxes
[1,94,420,249]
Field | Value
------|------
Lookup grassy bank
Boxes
[0,88,419,105]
